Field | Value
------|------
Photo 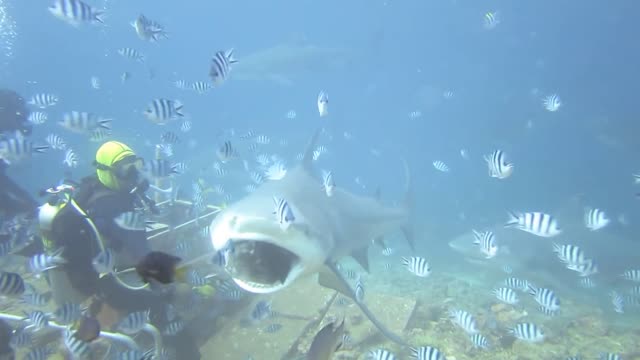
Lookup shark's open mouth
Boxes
[225,240,301,292]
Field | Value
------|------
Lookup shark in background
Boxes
[231,38,352,87]
[208,129,414,345]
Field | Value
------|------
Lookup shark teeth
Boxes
[226,240,300,291]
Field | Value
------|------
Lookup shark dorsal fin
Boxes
[301,128,322,172]
[351,247,370,273]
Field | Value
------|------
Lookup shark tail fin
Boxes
[301,129,322,172]
[401,158,416,252]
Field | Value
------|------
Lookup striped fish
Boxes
[192,81,212,94]
[63,328,92,359]
[49,0,104,26]
[45,133,67,150]
[273,196,295,230]
[543,94,562,112]
[528,286,560,311]
[146,159,180,179]
[317,91,329,117]
[27,93,58,108]
[510,322,544,342]
[52,302,82,324]
[483,11,500,29]
[249,300,272,322]
[24,310,49,330]
[610,291,624,313]
[63,148,79,168]
[410,346,446,359]
[505,211,561,237]
[470,333,489,349]
[493,287,519,305]
[402,256,431,277]
[449,309,478,334]
[58,111,111,134]
[484,149,513,179]
[0,133,49,164]
[322,170,335,197]
[209,49,238,85]
[118,310,150,334]
[584,208,609,231]
[432,160,450,172]
[117,47,145,62]
[92,249,115,278]
[28,112,48,125]
[0,271,25,296]
[472,230,498,259]
[622,269,640,282]
[216,141,237,163]
[144,98,184,124]
[29,248,66,273]
[366,348,395,360]
[504,277,530,291]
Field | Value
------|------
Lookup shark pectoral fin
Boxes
[324,262,409,347]
[350,247,370,273]
[318,266,354,300]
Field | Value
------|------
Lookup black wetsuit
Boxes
[50,176,201,359]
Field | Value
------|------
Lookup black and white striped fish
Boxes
[579,277,595,289]
[0,133,48,164]
[622,269,640,282]
[273,197,295,230]
[472,229,498,259]
[161,131,180,144]
[584,208,609,231]
[29,248,66,273]
[543,94,561,112]
[505,211,561,237]
[0,271,25,296]
[146,159,180,178]
[493,287,519,304]
[117,47,145,62]
[216,141,237,163]
[209,49,238,85]
[63,329,92,359]
[63,148,78,168]
[553,243,587,265]
[180,120,192,133]
[250,300,272,322]
[402,256,431,277]
[28,93,58,108]
[58,111,111,134]
[470,333,490,349]
[449,309,478,334]
[192,81,213,94]
[52,302,82,324]
[483,11,500,29]
[322,170,335,197]
[366,348,395,360]
[504,277,530,291]
[24,310,49,330]
[114,211,154,231]
[610,291,624,313]
[538,305,559,317]
[484,149,513,179]
[118,310,150,334]
[24,347,52,360]
[600,353,622,360]
[45,133,67,150]
[432,160,450,172]
[528,286,560,311]
[510,322,544,342]
[49,0,104,26]
[566,258,599,277]
[410,346,445,360]
[89,128,111,142]
[255,135,270,145]
[131,14,168,42]
[90,76,100,90]
[28,112,48,125]
[22,291,51,307]
[144,98,184,124]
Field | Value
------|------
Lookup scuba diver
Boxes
[39,141,201,359]
[0,88,39,216]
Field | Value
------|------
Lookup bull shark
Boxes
[208,130,413,345]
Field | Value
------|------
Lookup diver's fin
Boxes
[323,262,409,346]
[301,129,322,172]
[351,247,370,273]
